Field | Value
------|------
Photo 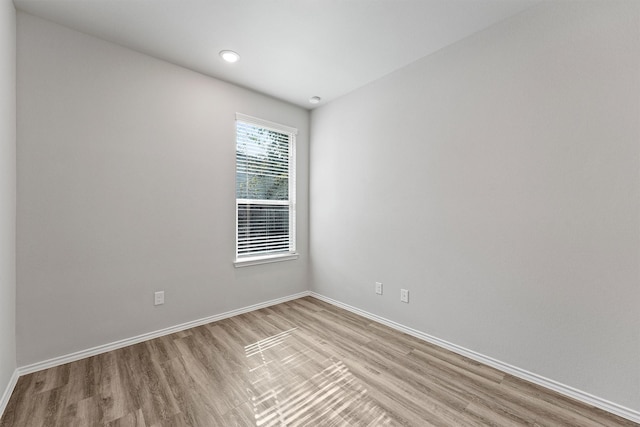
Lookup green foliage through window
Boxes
[236,124,289,201]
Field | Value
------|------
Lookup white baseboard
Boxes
[18,291,311,376]
[0,369,19,420]
[309,292,640,424]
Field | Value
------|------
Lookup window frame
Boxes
[234,113,298,267]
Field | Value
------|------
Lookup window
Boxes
[235,113,297,266]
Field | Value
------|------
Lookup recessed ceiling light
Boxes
[219,50,240,63]
[309,96,322,104]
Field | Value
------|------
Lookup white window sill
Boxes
[234,253,299,268]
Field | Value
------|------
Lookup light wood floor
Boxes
[1,297,636,426]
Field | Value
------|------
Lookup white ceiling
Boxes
[13,0,539,109]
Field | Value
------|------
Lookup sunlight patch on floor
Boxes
[244,328,392,426]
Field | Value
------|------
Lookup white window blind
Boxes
[235,113,297,260]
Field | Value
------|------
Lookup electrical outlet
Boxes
[375,282,383,295]
[154,291,165,306]
[400,289,409,303]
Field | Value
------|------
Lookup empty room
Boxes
[0,0,639,425]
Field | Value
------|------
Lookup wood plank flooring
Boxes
[1,296,636,426]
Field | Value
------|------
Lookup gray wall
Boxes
[0,0,16,401]
[16,12,309,366]
[310,1,639,411]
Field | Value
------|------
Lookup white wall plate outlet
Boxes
[375,282,383,295]
[400,289,409,303]
[154,291,165,306]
